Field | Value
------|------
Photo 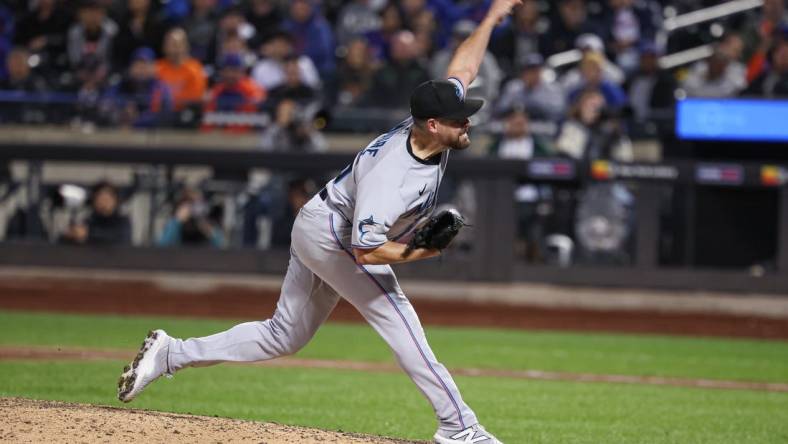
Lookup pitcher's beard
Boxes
[449,132,471,150]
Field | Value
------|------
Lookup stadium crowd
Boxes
[0,0,785,265]
[0,0,784,157]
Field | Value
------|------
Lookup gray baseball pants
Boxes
[167,195,478,430]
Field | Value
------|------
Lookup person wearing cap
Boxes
[106,47,174,128]
[156,27,207,111]
[559,33,625,92]
[566,51,628,109]
[495,52,566,121]
[202,52,265,133]
[114,1,521,444]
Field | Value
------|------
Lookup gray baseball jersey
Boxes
[324,117,448,249]
[166,112,478,432]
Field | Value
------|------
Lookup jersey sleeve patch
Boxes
[353,215,389,247]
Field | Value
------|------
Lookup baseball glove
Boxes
[404,209,467,256]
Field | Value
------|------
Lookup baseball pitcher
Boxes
[118,1,522,442]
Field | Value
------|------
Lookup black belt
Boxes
[319,187,328,201]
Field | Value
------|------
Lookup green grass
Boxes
[1,310,787,382]
[1,310,788,442]
[1,360,787,443]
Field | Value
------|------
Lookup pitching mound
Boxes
[0,397,420,443]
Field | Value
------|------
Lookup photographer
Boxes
[260,98,327,152]
[60,181,131,246]
[158,188,224,248]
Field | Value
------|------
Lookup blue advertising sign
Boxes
[676,98,788,142]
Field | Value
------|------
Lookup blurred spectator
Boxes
[720,32,746,63]
[156,28,207,111]
[252,30,320,91]
[70,54,112,126]
[266,55,320,111]
[183,0,219,63]
[625,42,677,121]
[67,0,118,70]
[495,53,565,122]
[431,20,502,123]
[745,20,787,83]
[364,30,430,109]
[282,0,336,80]
[158,187,224,247]
[600,0,660,74]
[216,30,253,71]
[560,34,625,92]
[743,37,788,97]
[567,52,628,109]
[245,0,283,39]
[400,0,462,47]
[335,36,380,106]
[365,2,403,61]
[106,47,174,128]
[0,47,49,93]
[112,0,167,72]
[60,181,131,245]
[203,53,265,132]
[335,0,380,46]
[0,47,50,124]
[12,0,71,80]
[555,88,634,162]
[741,0,788,64]
[212,7,256,67]
[411,8,440,57]
[261,99,328,152]
[488,105,554,159]
[491,0,548,75]
[540,0,602,57]
[681,44,746,97]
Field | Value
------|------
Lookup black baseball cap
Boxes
[410,80,484,120]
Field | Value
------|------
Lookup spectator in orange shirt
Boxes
[156,28,207,111]
[203,52,266,133]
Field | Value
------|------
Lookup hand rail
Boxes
[663,0,763,32]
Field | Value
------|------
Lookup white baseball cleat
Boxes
[434,424,503,443]
[117,329,172,403]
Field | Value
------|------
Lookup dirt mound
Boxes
[0,397,420,444]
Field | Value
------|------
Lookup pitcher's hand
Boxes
[486,0,523,24]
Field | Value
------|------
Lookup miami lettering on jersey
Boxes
[323,117,448,250]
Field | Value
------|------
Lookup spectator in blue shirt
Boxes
[106,47,174,128]
[158,187,224,248]
[567,52,627,109]
[282,0,336,80]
